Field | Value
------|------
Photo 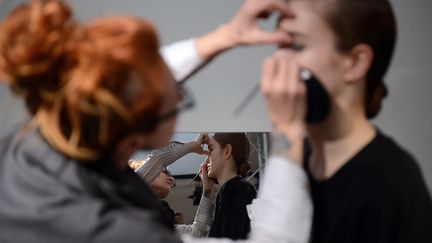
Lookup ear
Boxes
[343,44,373,83]
[224,144,233,160]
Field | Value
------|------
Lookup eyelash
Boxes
[289,42,304,51]
[278,42,305,52]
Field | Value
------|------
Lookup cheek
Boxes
[209,154,220,171]
[298,48,347,95]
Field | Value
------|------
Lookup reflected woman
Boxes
[205,133,257,240]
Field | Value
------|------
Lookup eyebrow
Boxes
[280,29,307,39]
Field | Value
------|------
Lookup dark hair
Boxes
[0,0,166,161]
[316,0,397,118]
[213,133,251,177]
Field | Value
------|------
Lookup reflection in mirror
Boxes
[129,132,269,225]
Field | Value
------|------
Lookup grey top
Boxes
[0,125,182,243]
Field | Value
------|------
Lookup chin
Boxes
[159,191,170,199]
[207,171,216,179]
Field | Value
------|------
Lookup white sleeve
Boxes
[181,156,312,243]
[175,196,214,238]
[134,142,190,184]
[160,39,205,82]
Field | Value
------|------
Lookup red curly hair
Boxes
[0,0,167,161]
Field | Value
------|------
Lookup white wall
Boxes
[1,0,431,193]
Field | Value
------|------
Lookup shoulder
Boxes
[359,131,430,201]
[366,131,422,179]
[220,177,257,198]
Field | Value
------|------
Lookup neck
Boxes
[307,105,376,180]
[217,159,238,185]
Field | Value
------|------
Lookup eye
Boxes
[290,42,304,51]
[278,41,305,52]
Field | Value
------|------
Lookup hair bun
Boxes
[239,161,251,177]
[366,80,388,118]
[0,0,74,112]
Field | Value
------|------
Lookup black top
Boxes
[304,131,432,243]
[159,200,175,229]
[208,176,257,240]
[0,125,181,243]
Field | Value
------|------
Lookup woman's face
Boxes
[277,1,350,99]
[207,137,227,179]
[149,169,174,199]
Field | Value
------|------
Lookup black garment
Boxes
[0,126,181,243]
[208,176,257,240]
[304,131,432,243]
[159,200,176,229]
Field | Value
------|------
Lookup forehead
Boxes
[208,136,219,146]
[277,1,333,39]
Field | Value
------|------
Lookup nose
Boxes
[168,176,176,188]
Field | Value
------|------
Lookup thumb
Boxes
[251,30,292,45]
[200,150,210,156]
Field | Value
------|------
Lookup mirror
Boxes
[130,132,269,224]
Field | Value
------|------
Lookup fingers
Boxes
[261,55,277,96]
[199,159,209,179]
[202,159,209,174]
[260,50,307,130]
[230,0,294,46]
[287,59,306,120]
[246,0,294,19]
[252,30,292,45]
[195,133,209,145]
[198,133,210,155]
[277,51,296,121]
[190,133,210,155]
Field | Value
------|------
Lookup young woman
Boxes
[205,133,257,240]
[261,0,432,242]
[0,0,312,242]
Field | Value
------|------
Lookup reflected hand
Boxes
[175,212,184,225]
[186,133,209,155]
[200,158,214,198]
